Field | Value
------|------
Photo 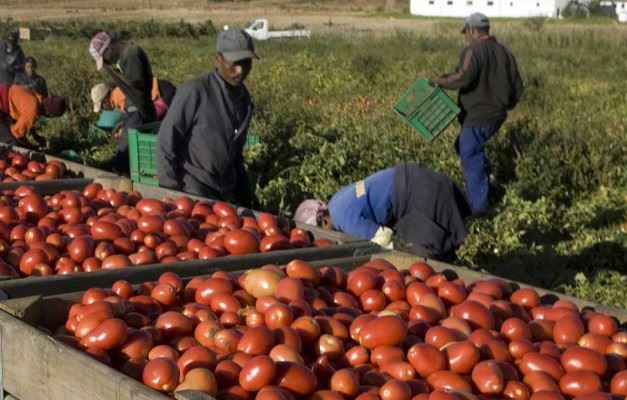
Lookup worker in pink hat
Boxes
[88,31,156,174]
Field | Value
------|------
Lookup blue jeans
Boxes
[455,122,502,213]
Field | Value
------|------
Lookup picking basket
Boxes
[393,78,460,142]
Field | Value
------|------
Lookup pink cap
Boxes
[294,199,328,226]
[88,31,111,70]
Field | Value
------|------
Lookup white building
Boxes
[410,0,570,18]
[601,0,627,22]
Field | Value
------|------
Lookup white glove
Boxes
[371,226,394,249]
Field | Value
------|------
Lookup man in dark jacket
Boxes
[89,31,156,174]
[157,29,257,206]
[0,32,25,85]
[432,13,523,214]
[294,163,473,260]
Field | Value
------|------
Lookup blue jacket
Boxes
[328,167,396,240]
[328,163,472,258]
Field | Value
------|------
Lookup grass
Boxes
[16,18,627,308]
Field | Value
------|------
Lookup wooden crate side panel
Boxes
[0,311,169,400]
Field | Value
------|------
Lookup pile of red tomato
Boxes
[0,183,332,278]
[54,259,627,399]
[0,149,68,182]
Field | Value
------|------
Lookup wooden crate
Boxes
[1,251,626,400]
[0,255,371,400]
[0,147,373,301]
[12,145,361,245]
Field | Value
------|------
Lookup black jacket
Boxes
[157,70,253,204]
[104,43,156,123]
[14,73,48,98]
[0,41,25,85]
[392,162,473,259]
[437,36,523,127]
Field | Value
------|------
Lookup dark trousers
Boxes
[455,122,503,213]
[113,111,143,175]
[0,120,17,145]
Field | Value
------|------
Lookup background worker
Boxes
[157,28,257,206]
[431,13,523,214]
[294,162,473,260]
[0,31,25,85]
[89,31,156,173]
[0,83,66,146]
[14,56,48,99]
[91,79,176,119]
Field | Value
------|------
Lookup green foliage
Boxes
[19,19,627,308]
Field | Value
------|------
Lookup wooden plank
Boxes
[0,243,380,299]
[94,176,133,192]
[175,391,216,400]
[0,310,170,400]
[10,146,119,180]
[370,251,627,323]
[0,295,41,326]
[0,178,93,194]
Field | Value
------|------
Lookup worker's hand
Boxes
[428,76,440,86]
[112,127,123,139]
[371,226,394,250]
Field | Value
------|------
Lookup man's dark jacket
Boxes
[157,70,253,203]
[393,162,473,259]
[437,36,523,127]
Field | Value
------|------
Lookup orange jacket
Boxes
[110,77,160,111]
[8,85,39,139]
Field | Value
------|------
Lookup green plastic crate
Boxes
[245,134,260,148]
[128,122,161,186]
[128,123,260,187]
[393,78,460,142]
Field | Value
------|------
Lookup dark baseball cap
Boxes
[216,28,259,62]
[461,13,490,33]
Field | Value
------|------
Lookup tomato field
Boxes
[5,17,626,307]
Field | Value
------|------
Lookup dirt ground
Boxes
[0,0,440,33]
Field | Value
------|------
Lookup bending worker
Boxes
[89,31,156,173]
[157,28,257,207]
[0,83,66,146]
[294,162,473,260]
[91,78,176,121]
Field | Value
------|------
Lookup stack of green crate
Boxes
[393,78,460,142]
[127,122,161,186]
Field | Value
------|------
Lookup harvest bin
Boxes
[0,255,372,400]
[1,251,626,400]
[0,154,373,299]
[6,146,364,246]
[393,77,460,142]
[128,123,261,187]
